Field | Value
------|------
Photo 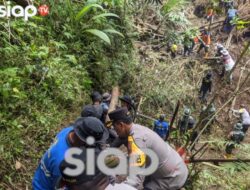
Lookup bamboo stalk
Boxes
[190,158,250,163]
[228,41,250,78]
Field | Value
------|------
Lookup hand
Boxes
[109,175,116,185]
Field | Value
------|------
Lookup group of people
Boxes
[169,27,211,59]
[225,105,250,158]
[32,92,189,190]
[170,0,240,59]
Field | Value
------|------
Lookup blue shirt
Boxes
[153,120,169,138]
[32,127,73,190]
[227,9,237,18]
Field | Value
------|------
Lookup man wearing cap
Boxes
[119,95,136,121]
[108,108,188,190]
[199,71,213,103]
[232,105,250,133]
[220,49,235,82]
[32,117,108,190]
[119,95,135,111]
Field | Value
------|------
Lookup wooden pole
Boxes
[228,41,250,78]
[190,158,250,163]
[134,97,143,123]
[136,113,156,122]
[165,100,180,141]
[105,86,119,122]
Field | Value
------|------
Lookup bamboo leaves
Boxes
[85,29,111,45]
[76,4,104,20]
[103,29,124,38]
[76,3,123,44]
[92,13,120,20]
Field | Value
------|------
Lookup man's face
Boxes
[113,121,127,138]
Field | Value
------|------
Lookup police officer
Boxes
[32,117,109,190]
[225,123,245,158]
[153,114,169,140]
[199,71,213,103]
[108,108,188,190]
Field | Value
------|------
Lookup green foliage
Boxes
[75,4,104,20]
[232,18,250,30]
[85,29,112,44]
[162,0,185,14]
[0,0,135,188]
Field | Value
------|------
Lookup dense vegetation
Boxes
[0,0,249,189]
[0,0,137,188]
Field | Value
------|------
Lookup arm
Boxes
[125,137,147,189]
[209,81,212,92]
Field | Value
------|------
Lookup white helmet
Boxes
[221,49,229,56]
[216,43,224,50]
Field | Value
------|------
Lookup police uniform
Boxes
[128,124,188,190]
[109,108,188,190]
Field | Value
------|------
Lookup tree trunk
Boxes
[105,87,120,122]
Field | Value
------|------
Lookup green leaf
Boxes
[76,4,103,20]
[85,29,111,44]
[103,29,124,38]
[92,13,120,20]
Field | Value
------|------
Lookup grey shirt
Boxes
[125,124,188,189]
[233,109,250,125]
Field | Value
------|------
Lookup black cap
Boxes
[91,91,102,102]
[119,95,134,106]
[81,105,103,119]
[73,117,104,142]
[108,107,131,122]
